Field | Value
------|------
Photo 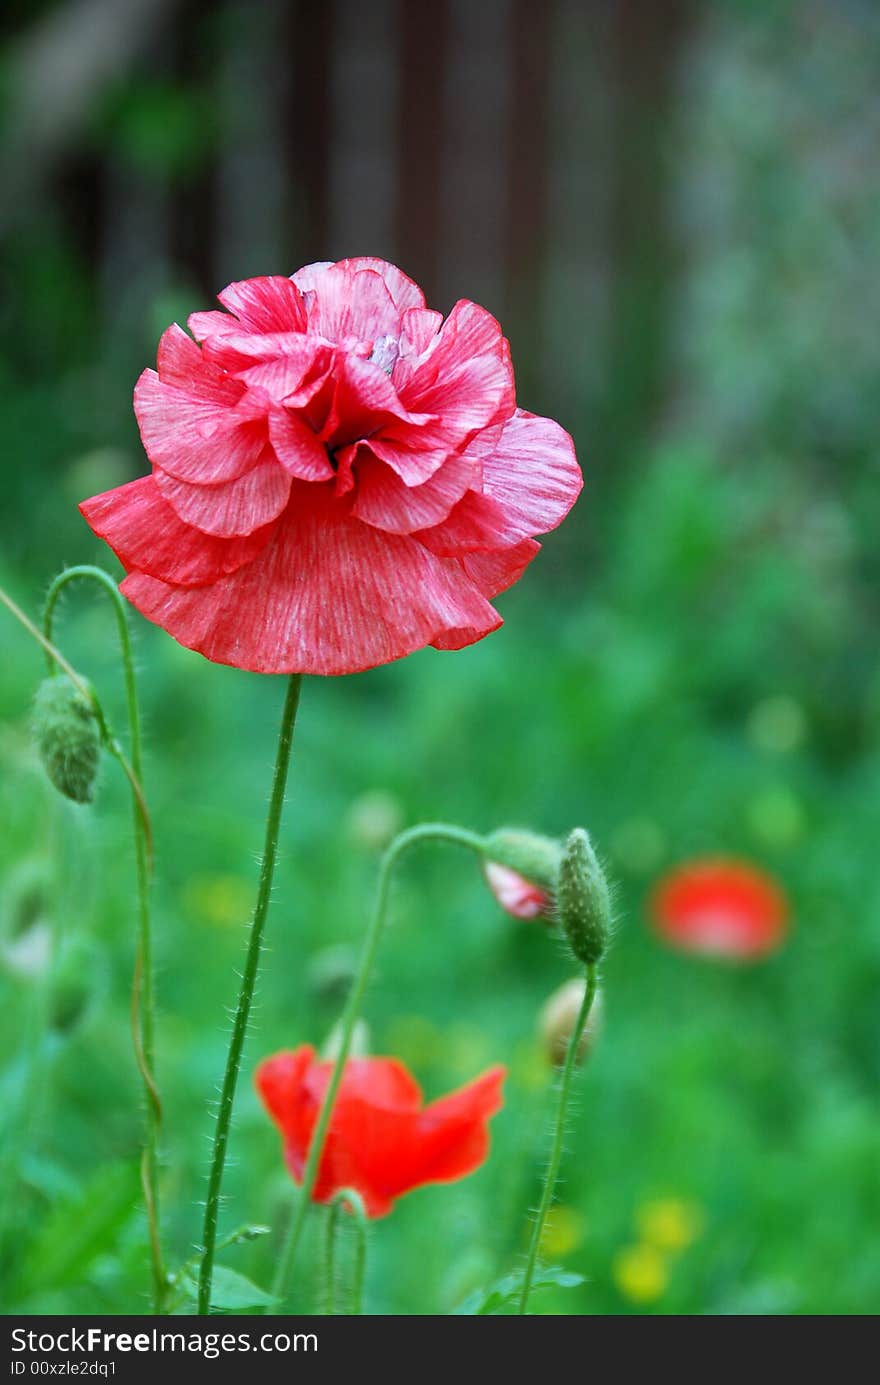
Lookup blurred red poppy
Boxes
[255,1045,505,1217]
[650,858,788,960]
[80,258,581,675]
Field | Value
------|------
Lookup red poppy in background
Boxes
[255,1045,505,1217]
[80,258,582,676]
[483,860,552,919]
[650,858,789,960]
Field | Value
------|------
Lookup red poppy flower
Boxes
[650,858,789,960]
[483,860,552,919]
[80,258,582,676]
[255,1045,505,1217]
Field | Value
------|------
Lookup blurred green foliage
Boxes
[1,0,879,1317]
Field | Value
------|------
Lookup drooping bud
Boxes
[556,828,611,965]
[32,677,100,805]
[483,861,552,920]
[539,978,603,1067]
[481,829,560,918]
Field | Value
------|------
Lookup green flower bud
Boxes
[32,677,100,805]
[557,828,611,965]
[539,978,604,1067]
[481,829,562,891]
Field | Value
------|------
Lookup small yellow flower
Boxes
[612,1244,668,1304]
[637,1198,704,1254]
[539,1205,586,1258]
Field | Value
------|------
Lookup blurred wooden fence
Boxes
[3,0,691,465]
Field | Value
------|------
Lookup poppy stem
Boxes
[322,1188,368,1315]
[270,822,486,1309]
[198,673,304,1316]
[41,565,165,1314]
[517,961,598,1315]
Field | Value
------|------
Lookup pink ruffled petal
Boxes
[364,436,452,487]
[320,354,433,448]
[153,459,291,538]
[217,276,308,333]
[187,309,239,343]
[292,262,405,347]
[415,488,520,555]
[120,488,504,675]
[293,258,425,313]
[237,338,333,404]
[268,409,334,481]
[458,540,540,597]
[396,306,443,361]
[352,450,475,534]
[428,541,539,651]
[390,302,514,456]
[134,370,265,485]
[154,324,241,402]
[470,408,583,539]
[79,476,274,587]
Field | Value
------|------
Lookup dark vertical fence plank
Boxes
[540,0,610,425]
[284,0,336,263]
[171,0,220,300]
[601,0,693,479]
[214,0,289,283]
[395,0,451,301]
[504,0,553,402]
[437,0,513,316]
[327,0,398,262]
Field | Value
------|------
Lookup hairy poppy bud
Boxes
[539,978,603,1067]
[557,828,611,965]
[32,677,100,805]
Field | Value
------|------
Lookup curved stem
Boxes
[42,565,164,1313]
[517,962,598,1315]
[270,823,486,1308]
[198,674,304,1316]
[322,1189,367,1316]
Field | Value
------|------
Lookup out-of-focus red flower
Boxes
[80,259,582,676]
[255,1044,505,1217]
[650,858,788,960]
[483,860,552,919]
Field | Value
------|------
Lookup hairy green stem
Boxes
[517,962,598,1315]
[198,674,304,1315]
[270,822,486,1309]
[42,565,164,1312]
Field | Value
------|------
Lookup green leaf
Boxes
[13,1161,140,1299]
[180,1266,277,1312]
[454,1266,585,1316]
